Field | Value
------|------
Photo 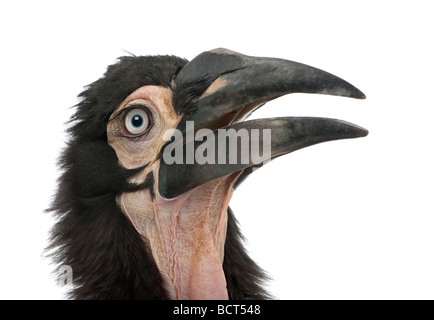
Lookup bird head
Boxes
[49,48,367,299]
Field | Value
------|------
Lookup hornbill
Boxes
[48,48,367,300]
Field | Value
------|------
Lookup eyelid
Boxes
[109,104,145,122]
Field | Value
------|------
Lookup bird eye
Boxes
[121,105,152,137]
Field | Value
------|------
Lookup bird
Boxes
[48,48,368,300]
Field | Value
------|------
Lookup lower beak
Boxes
[159,48,368,199]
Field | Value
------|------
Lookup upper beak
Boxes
[158,48,368,199]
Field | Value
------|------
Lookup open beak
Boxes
[159,48,368,199]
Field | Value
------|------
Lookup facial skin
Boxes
[107,85,239,299]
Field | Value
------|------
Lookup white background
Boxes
[1,0,433,299]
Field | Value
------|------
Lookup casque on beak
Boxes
[159,48,368,199]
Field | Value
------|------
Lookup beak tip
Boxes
[353,124,369,138]
[345,86,365,100]
[360,128,369,137]
[357,91,367,100]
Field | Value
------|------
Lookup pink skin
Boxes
[108,85,240,299]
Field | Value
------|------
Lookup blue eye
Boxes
[122,106,152,136]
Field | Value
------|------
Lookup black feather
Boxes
[224,207,271,300]
[70,55,188,141]
[143,171,155,201]
[172,74,218,116]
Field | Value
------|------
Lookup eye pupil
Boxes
[132,115,144,128]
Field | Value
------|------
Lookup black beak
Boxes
[158,48,368,199]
